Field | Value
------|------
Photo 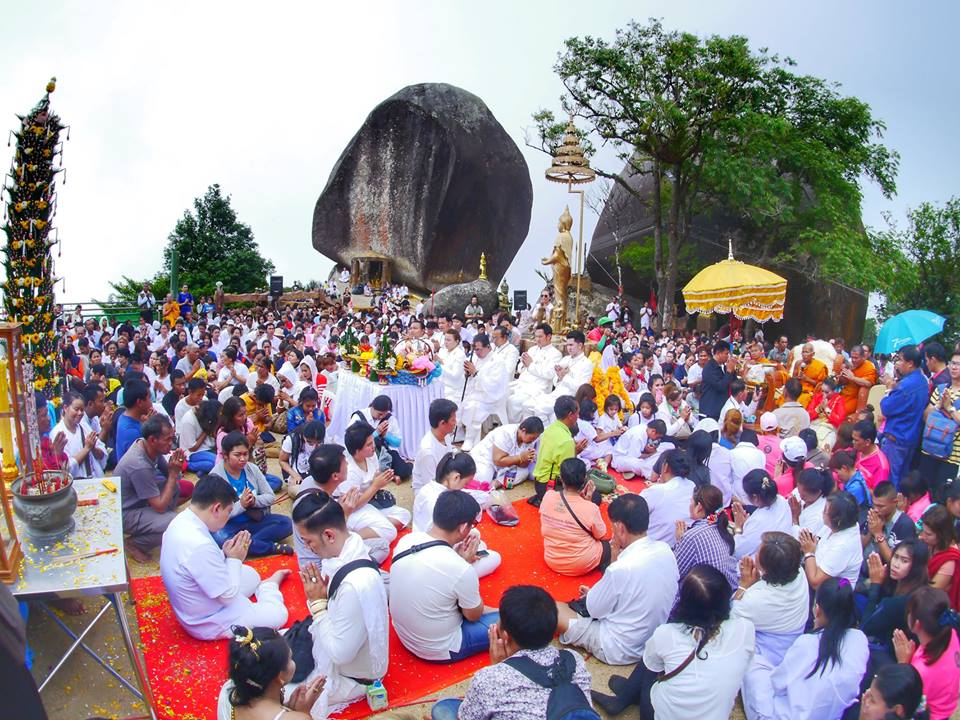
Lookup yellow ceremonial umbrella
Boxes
[682,241,787,322]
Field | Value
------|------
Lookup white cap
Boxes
[760,412,779,432]
[780,436,807,463]
[693,417,719,434]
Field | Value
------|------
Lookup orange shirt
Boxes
[840,360,877,414]
[539,489,607,576]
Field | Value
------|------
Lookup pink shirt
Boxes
[757,434,782,476]
[911,630,960,720]
[856,447,890,489]
[906,493,933,523]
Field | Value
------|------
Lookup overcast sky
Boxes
[1,1,957,306]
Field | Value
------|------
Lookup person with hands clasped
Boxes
[798,491,863,588]
[216,625,326,720]
[210,431,293,557]
[892,587,960,720]
[390,490,500,662]
[730,469,793,560]
[160,474,290,640]
[340,423,411,531]
[292,491,389,716]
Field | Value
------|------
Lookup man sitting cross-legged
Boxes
[293,491,390,714]
[159,473,290,640]
[556,493,678,665]
[291,443,399,568]
[390,490,500,662]
[431,585,596,720]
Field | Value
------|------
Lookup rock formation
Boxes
[312,83,532,292]
[430,279,499,319]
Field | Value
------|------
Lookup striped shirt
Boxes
[674,519,739,590]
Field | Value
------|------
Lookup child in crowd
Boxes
[901,470,932,523]
[412,451,501,577]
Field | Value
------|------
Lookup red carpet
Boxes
[131,481,647,719]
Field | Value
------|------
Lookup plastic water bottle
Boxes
[366,680,388,711]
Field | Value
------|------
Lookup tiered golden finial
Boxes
[545,117,596,185]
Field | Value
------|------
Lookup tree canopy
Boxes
[533,18,899,329]
[875,197,960,342]
[163,184,274,296]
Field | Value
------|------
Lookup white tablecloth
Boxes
[327,371,444,458]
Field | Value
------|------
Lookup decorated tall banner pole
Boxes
[1,78,66,399]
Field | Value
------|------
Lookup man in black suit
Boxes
[699,340,738,420]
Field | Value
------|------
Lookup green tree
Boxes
[533,19,898,329]
[875,198,960,341]
[163,184,274,296]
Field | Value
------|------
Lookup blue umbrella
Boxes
[874,310,945,354]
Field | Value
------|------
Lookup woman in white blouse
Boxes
[789,467,832,539]
[51,391,106,478]
[734,531,811,720]
[731,469,793,560]
[799,491,864,588]
[591,564,755,719]
[768,577,868,719]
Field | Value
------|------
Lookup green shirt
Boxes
[533,419,575,484]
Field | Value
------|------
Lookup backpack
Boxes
[503,650,600,720]
[922,395,960,459]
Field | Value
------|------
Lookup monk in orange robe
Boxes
[793,343,828,408]
[839,344,877,415]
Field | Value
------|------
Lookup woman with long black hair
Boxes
[860,539,930,660]
[591,564,754,719]
[858,663,926,720]
[769,577,869,719]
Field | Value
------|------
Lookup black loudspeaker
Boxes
[513,290,527,311]
[270,276,283,296]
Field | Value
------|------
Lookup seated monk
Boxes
[838,344,877,415]
[792,343,828,408]
[807,377,847,450]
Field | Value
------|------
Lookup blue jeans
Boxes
[265,473,282,491]
[187,451,216,474]
[212,512,292,556]
[880,435,915,490]
[431,698,463,720]
[443,611,499,663]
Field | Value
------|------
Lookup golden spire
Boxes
[545,117,596,185]
[478,252,488,281]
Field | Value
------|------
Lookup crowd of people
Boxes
[25,278,960,720]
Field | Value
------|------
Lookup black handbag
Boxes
[369,489,396,509]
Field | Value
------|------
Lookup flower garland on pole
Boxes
[2,78,65,399]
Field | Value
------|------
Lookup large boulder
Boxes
[312,84,532,292]
[431,279,498,319]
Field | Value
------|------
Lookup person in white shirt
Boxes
[556,493,679,665]
[159,474,290,640]
[731,469,794,559]
[789,467,831,540]
[52,391,106,478]
[730,429,767,501]
[174,377,207,427]
[611,419,671,479]
[733,532,812,720]
[593,564,755,719]
[799,491,864,587]
[412,452,501,577]
[507,323,562,422]
[768,577,868,720]
[639,449,696,548]
[214,347,250,393]
[459,333,511,451]
[175,344,205,382]
[390,490,500,662]
[394,319,434,359]
[292,444,397,568]
[692,417,737,505]
[437,330,467,402]
[468,418,543,489]
[490,325,519,378]
[293,492,389,716]
[79,384,113,478]
[719,378,761,423]
[340,423,411,531]
[533,331,595,423]
[179,399,219,475]
[412,399,458,494]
